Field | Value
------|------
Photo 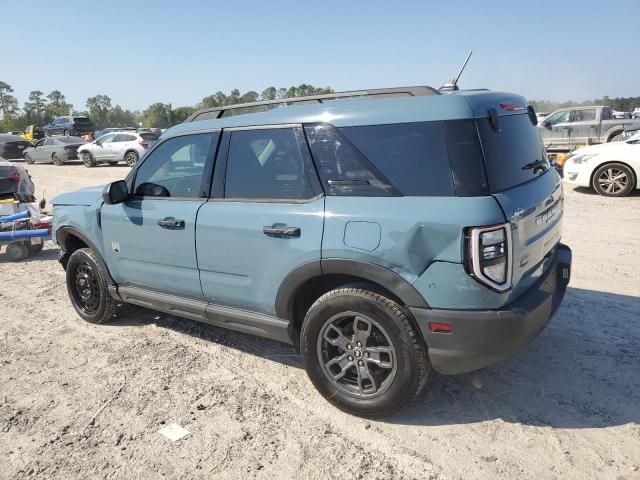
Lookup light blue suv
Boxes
[52,86,572,417]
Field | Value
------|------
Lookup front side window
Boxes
[99,134,115,144]
[545,111,570,126]
[43,139,53,146]
[133,133,217,198]
[225,128,316,200]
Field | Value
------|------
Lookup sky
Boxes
[2,0,638,112]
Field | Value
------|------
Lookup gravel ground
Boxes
[1,162,639,480]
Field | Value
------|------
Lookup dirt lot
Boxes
[1,162,639,480]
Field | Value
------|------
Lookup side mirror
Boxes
[102,180,129,205]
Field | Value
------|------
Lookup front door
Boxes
[31,139,48,162]
[568,108,599,148]
[101,132,219,299]
[539,110,571,149]
[196,127,325,316]
[93,133,116,160]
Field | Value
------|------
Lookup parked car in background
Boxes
[20,125,45,144]
[0,134,32,160]
[535,112,548,123]
[0,157,35,202]
[563,132,640,197]
[42,116,95,137]
[77,130,159,167]
[53,86,572,417]
[94,127,136,140]
[23,136,86,165]
[538,106,640,151]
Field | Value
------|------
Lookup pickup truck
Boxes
[538,106,640,151]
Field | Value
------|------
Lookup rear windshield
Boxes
[57,136,85,143]
[140,133,159,141]
[476,113,550,192]
[73,117,92,124]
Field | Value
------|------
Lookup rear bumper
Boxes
[411,243,572,375]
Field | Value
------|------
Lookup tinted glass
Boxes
[477,113,550,192]
[572,109,597,122]
[114,134,136,142]
[443,120,489,196]
[140,133,159,141]
[339,122,454,196]
[304,124,396,196]
[134,133,216,198]
[44,139,54,146]
[58,136,84,144]
[225,128,315,200]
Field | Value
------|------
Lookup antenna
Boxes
[439,50,473,91]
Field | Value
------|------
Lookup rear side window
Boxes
[477,113,549,192]
[114,134,136,142]
[304,124,397,197]
[443,120,488,196]
[225,128,317,200]
[338,122,454,196]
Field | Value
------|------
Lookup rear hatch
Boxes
[1,136,31,159]
[58,136,86,158]
[476,109,563,299]
[72,117,95,134]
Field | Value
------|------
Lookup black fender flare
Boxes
[56,226,115,285]
[275,258,429,321]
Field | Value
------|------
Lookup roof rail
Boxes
[185,86,440,123]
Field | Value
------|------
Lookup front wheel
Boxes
[24,153,34,164]
[63,129,69,136]
[124,150,139,167]
[300,288,429,417]
[81,151,96,168]
[592,163,636,197]
[52,153,64,166]
[66,248,117,324]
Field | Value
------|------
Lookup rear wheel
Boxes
[52,153,64,166]
[63,129,69,136]
[300,288,429,417]
[81,151,96,168]
[24,153,34,164]
[6,242,30,261]
[66,248,117,324]
[124,150,139,167]
[592,163,635,197]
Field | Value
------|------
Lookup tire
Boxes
[300,288,429,417]
[24,153,34,164]
[27,242,44,254]
[81,151,96,168]
[124,150,139,167]
[65,248,117,324]
[63,129,69,136]
[6,242,30,261]
[609,133,624,142]
[592,162,636,197]
[52,153,64,166]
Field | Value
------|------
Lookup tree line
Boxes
[530,96,640,114]
[0,81,333,132]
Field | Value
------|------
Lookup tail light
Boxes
[138,140,148,148]
[466,222,512,291]
[8,171,20,182]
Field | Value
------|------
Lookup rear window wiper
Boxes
[522,159,549,174]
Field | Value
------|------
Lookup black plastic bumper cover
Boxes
[411,243,572,375]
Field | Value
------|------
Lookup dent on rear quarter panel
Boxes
[322,196,505,284]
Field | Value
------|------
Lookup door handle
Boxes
[158,217,185,229]
[263,225,301,238]
[561,126,570,130]
[590,125,598,129]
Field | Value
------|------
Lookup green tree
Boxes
[0,81,14,128]
[142,102,170,128]
[86,94,112,128]
[260,86,277,101]
[46,90,72,118]
[172,106,195,123]
[23,90,47,125]
[107,105,137,127]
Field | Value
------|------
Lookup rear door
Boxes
[100,132,218,298]
[477,112,563,298]
[196,126,324,315]
[568,108,599,148]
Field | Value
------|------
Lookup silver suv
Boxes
[78,131,159,167]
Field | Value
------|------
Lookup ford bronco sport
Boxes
[52,86,572,417]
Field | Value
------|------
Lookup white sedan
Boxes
[563,133,640,197]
